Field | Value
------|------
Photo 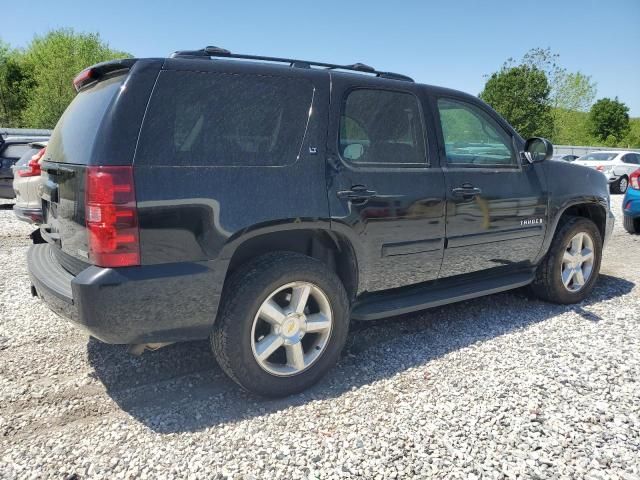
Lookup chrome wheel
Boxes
[561,232,595,292]
[251,281,333,376]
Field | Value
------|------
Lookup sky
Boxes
[2,0,640,115]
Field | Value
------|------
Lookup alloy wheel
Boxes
[561,232,595,292]
[251,281,333,376]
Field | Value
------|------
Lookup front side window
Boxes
[437,98,516,167]
[623,154,640,164]
[339,89,426,166]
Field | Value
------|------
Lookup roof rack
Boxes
[169,46,414,82]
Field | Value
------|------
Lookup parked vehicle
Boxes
[574,151,640,194]
[551,154,579,162]
[0,129,50,199]
[27,48,614,397]
[12,142,47,223]
[622,168,640,233]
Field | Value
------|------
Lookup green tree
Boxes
[20,29,130,128]
[480,64,553,138]
[588,97,630,144]
[0,41,34,127]
[490,48,597,142]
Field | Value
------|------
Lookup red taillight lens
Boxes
[73,68,95,92]
[85,166,140,267]
[595,166,604,172]
[17,148,45,177]
[630,169,640,190]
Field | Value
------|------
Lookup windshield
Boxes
[578,152,618,161]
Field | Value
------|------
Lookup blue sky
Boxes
[3,0,640,115]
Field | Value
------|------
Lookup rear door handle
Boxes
[451,186,482,198]
[337,186,377,201]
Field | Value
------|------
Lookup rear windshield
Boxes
[578,152,618,161]
[46,75,125,164]
[135,71,314,167]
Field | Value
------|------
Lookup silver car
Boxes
[12,141,47,223]
[573,151,640,194]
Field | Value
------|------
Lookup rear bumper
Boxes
[623,189,640,217]
[13,205,43,224]
[28,244,222,344]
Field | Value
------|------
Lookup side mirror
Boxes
[523,137,553,163]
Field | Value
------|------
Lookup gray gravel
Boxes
[1,196,639,479]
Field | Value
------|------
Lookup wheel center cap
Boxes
[281,315,303,339]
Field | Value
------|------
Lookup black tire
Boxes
[211,252,350,397]
[530,216,602,304]
[623,215,639,234]
[610,176,628,194]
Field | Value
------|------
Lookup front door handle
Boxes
[337,185,377,201]
[451,186,482,198]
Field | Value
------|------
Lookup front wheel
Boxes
[530,217,603,304]
[211,252,350,397]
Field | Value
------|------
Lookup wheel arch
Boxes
[221,225,360,302]
[535,198,608,264]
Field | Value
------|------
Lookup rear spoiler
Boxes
[73,58,137,92]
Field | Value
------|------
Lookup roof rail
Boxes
[169,46,414,82]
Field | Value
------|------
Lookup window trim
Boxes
[435,96,520,170]
[337,86,430,169]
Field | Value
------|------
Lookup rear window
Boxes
[46,75,125,164]
[135,71,314,167]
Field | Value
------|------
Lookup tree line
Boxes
[0,29,129,129]
[1,32,638,148]
[480,48,639,148]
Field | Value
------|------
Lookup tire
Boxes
[610,176,628,194]
[530,216,602,304]
[623,215,639,234]
[211,252,350,397]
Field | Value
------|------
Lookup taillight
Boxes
[630,169,640,190]
[17,148,45,177]
[595,166,604,171]
[85,166,140,267]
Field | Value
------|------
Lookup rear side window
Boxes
[136,71,314,167]
[339,89,426,166]
[47,75,125,164]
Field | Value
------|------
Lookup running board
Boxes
[351,269,535,321]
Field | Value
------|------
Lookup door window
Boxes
[623,153,640,164]
[437,98,516,167]
[339,89,426,166]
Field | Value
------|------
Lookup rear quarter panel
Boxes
[133,62,332,269]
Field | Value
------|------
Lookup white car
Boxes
[11,142,47,223]
[574,151,640,194]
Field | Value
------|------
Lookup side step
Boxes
[351,269,535,321]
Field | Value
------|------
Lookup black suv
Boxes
[28,47,614,397]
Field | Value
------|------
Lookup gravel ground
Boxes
[0,196,639,480]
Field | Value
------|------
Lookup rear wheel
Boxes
[623,215,639,234]
[531,217,602,304]
[211,252,349,397]
[611,176,628,194]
